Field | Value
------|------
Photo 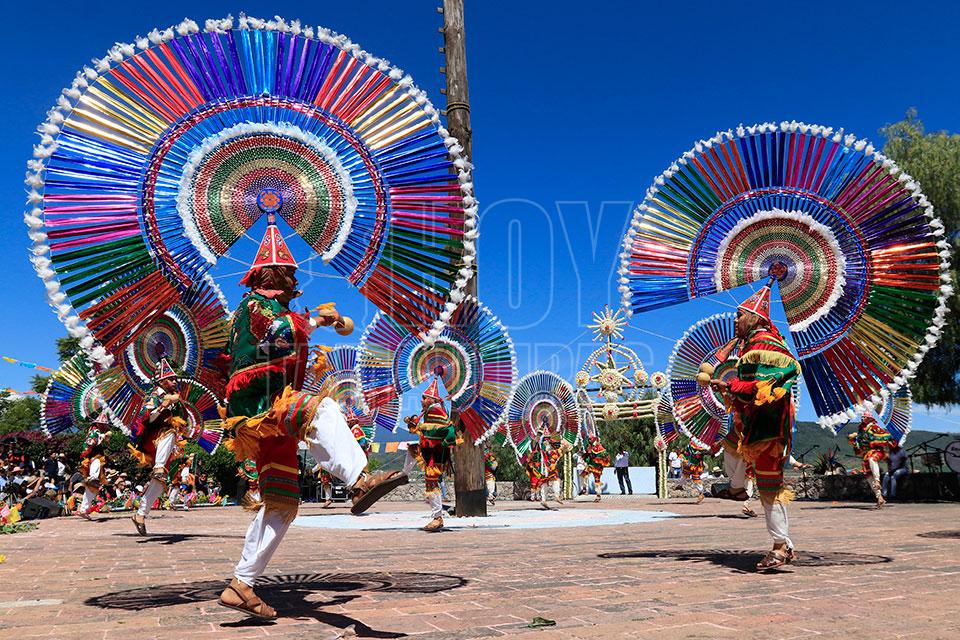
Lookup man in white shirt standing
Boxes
[614,449,632,495]
[668,450,682,479]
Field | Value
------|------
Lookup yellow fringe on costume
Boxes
[737,349,801,370]
[754,379,787,405]
[240,492,264,512]
[760,486,796,505]
[737,439,774,464]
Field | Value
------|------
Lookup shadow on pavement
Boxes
[917,530,960,539]
[85,571,468,638]
[112,532,245,545]
[598,549,892,573]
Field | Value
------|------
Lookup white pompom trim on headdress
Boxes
[618,120,952,426]
[25,15,477,366]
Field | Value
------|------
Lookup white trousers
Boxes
[168,485,180,505]
[234,507,293,586]
[427,491,443,519]
[722,447,748,491]
[138,477,166,517]
[303,398,366,486]
[868,458,882,498]
[550,479,562,501]
[760,493,793,548]
[234,398,364,585]
[137,432,177,518]
[485,479,496,499]
[79,458,102,514]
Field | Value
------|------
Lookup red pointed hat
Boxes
[155,357,177,381]
[239,214,298,287]
[738,285,772,323]
[423,378,442,402]
[422,378,449,422]
[92,409,111,426]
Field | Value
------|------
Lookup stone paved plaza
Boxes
[1,497,958,639]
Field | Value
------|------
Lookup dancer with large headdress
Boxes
[404,378,459,531]
[580,434,610,503]
[706,278,802,569]
[129,358,193,534]
[674,440,711,504]
[219,218,407,618]
[848,415,896,508]
[76,410,112,520]
[619,121,951,571]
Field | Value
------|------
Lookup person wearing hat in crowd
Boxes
[76,410,112,520]
[404,378,459,531]
[707,273,802,571]
[128,357,191,535]
[217,212,407,620]
[849,414,896,508]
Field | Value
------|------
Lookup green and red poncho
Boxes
[849,417,895,472]
[225,291,312,418]
[725,326,801,497]
[582,436,610,482]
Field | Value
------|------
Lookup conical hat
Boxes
[239,214,298,286]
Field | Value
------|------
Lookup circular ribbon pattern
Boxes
[174,378,225,454]
[654,394,681,449]
[25,15,477,376]
[619,122,951,428]
[667,313,737,449]
[40,353,102,437]
[359,297,517,440]
[97,280,228,430]
[303,345,400,440]
[502,370,580,463]
[179,123,355,262]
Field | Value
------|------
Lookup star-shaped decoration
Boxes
[588,306,626,343]
[591,351,631,394]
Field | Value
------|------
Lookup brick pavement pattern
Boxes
[1,498,958,639]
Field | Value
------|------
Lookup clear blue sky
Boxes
[2,0,958,434]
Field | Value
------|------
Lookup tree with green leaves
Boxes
[881,110,960,406]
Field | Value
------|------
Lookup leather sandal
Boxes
[756,547,794,572]
[218,580,278,620]
[350,470,408,515]
[710,485,750,501]
[131,515,146,536]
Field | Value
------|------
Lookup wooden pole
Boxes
[442,0,486,517]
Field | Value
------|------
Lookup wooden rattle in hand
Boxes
[312,303,354,336]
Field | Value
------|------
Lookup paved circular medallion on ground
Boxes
[293,507,678,530]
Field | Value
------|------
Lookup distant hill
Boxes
[793,421,958,470]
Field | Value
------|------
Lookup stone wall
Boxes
[336,470,959,503]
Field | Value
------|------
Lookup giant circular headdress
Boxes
[667,313,737,449]
[872,385,912,446]
[502,371,580,463]
[620,122,951,428]
[40,353,103,436]
[359,297,516,439]
[654,394,681,450]
[841,385,912,446]
[303,344,400,440]
[94,280,228,430]
[25,15,477,371]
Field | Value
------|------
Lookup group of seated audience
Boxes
[1,441,225,524]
